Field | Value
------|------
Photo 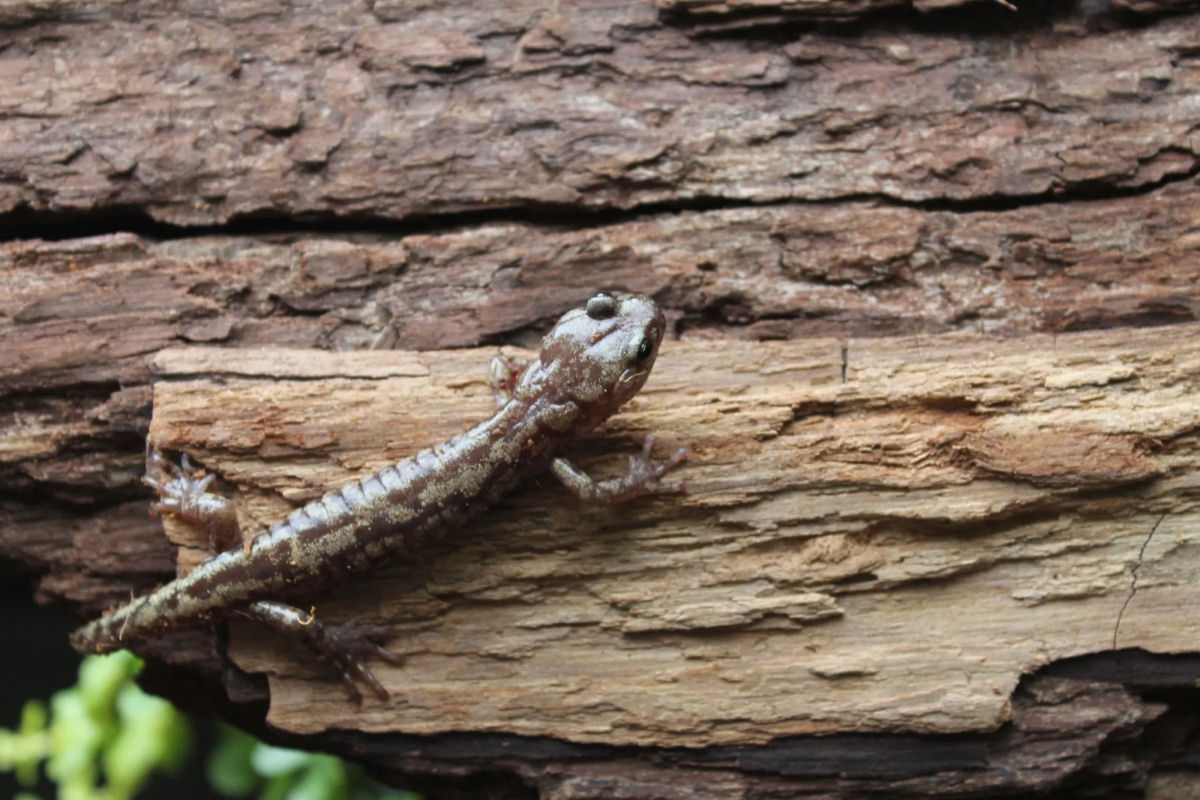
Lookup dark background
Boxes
[1,565,213,799]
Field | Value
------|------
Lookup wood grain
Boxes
[4,0,1200,793]
[147,322,1200,746]
[1,1,1198,224]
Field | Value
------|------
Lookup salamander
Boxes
[70,292,686,700]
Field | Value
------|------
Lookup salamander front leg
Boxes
[552,434,687,503]
[489,354,531,406]
[238,600,404,703]
[144,445,242,553]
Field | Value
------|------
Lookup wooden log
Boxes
[3,0,1200,794]
[141,322,1199,751]
[1,1,1198,225]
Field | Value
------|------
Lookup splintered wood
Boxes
[148,324,1200,746]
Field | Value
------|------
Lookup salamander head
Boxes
[525,292,667,430]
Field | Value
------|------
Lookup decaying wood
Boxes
[143,323,1199,749]
[1,1,1199,225]
[4,0,1200,795]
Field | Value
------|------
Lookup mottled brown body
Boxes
[70,292,685,698]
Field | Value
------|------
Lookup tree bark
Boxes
[3,0,1200,797]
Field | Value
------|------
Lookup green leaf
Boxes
[261,772,300,800]
[251,743,313,777]
[0,700,49,786]
[78,651,142,720]
[18,699,48,737]
[287,754,346,800]
[102,684,191,800]
[45,688,104,790]
[207,723,261,797]
[350,782,423,800]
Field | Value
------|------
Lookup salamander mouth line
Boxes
[618,368,648,387]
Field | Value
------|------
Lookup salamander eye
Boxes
[586,293,618,320]
[635,337,654,362]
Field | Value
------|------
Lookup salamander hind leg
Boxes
[144,445,242,553]
[552,434,688,503]
[239,600,404,703]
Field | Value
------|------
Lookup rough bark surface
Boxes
[146,327,1199,748]
[3,0,1200,797]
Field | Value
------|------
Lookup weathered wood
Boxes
[4,0,1200,795]
[1,1,1197,225]
[3,152,1200,800]
[139,323,1199,749]
[659,0,1200,20]
[7,169,1199,613]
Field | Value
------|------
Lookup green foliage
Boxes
[2,650,420,800]
[208,723,421,800]
[0,650,190,800]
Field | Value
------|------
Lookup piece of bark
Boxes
[138,320,1198,750]
[6,167,1198,617]
[4,1,1200,795]
[659,0,1200,20]
[1,2,1198,226]
[5,172,1199,366]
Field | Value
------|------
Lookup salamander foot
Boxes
[142,445,241,552]
[550,434,688,503]
[241,601,404,703]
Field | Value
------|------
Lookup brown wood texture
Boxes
[3,0,1200,796]
[146,328,1200,749]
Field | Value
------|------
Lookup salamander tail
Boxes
[70,595,149,653]
[69,588,181,653]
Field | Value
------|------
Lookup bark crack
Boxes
[2,156,1198,245]
[1111,512,1166,650]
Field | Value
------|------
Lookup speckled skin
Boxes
[70,292,685,699]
